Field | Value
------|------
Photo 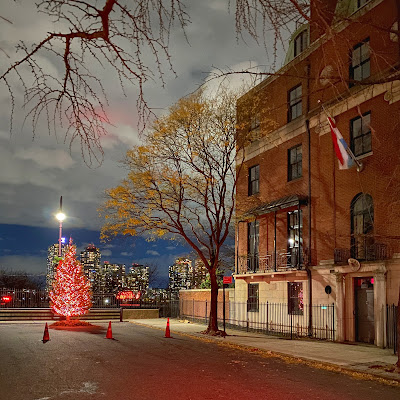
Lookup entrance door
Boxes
[354,277,374,344]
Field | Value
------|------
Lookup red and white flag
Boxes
[327,117,354,170]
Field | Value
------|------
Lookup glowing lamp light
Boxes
[56,212,66,222]
[288,238,295,246]
[61,237,66,244]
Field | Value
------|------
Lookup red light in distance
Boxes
[116,291,141,300]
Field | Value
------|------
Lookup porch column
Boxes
[373,269,387,348]
[297,202,301,269]
[335,272,345,342]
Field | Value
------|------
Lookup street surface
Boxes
[0,322,399,400]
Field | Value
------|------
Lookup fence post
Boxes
[266,301,269,333]
[246,300,249,332]
[290,311,293,340]
[332,303,335,341]
[205,300,208,324]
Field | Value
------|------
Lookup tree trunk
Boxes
[207,266,219,334]
[396,286,400,368]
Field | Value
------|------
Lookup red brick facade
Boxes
[234,0,400,346]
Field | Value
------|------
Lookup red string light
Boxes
[50,241,92,317]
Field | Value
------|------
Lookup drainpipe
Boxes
[274,211,277,271]
[306,118,313,337]
[236,222,239,275]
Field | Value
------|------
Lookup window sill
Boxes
[287,115,302,124]
[287,176,303,183]
[355,151,373,161]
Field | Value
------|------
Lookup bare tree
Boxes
[1,0,188,165]
[100,88,249,335]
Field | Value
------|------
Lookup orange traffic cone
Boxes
[42,322,50,343]
[165,318,171,338]
[106,321,113,339]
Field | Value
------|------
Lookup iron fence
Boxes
[179,299,335,341]
[0,289,180,317]
[386,304,398,355]
[0,289,49,308]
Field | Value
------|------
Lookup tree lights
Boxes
[50,240,92,319]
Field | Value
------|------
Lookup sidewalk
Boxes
[129,318,400,385]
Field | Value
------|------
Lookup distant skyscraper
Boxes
[80,244,101,291]
[168,258,192,293]
[46,243,67,292]
[101,262,126,293]
[191,259,209,288]
[127,264,150,292]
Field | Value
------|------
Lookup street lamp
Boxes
[56,196,66,257]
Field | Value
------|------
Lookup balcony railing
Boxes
[237,248,305,274]
[334,236,391,264]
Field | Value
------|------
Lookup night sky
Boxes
[0,1,281,284]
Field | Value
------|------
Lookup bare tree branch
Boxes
[1,0,189,166]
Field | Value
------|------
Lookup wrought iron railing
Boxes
[237,248,306,274]
[334,236,391,264]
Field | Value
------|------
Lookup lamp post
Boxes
[56,196,66,257]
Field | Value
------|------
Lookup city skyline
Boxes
[0,223,191,287]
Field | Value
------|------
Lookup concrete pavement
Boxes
[128,318,400,385]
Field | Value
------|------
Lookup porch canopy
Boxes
[241,194,308,219]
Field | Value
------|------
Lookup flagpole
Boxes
[318,101,363,172]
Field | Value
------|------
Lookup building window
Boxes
[287,210,303,267]
[288,282,303,315]
[294,30,308,57]
[288,85,302,122]
[288,144,302,181]
[249,114,261,141]
[248,283,259,312]
[351,193,374,260]
[248,220,259,272]
[250,115,260,131]
[350,39,370,86]
[248,165,260,196]
[350,112,371,156]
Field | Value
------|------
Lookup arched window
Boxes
[294,30,308,57]
[350,193,374,259]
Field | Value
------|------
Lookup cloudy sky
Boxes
[0,0,282,286]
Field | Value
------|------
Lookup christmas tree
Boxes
[50,239,92,319]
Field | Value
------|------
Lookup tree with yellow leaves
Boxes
[100,88,248,335]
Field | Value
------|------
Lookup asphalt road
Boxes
[0,322,399,400]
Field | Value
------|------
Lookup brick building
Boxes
[234,0,400,347]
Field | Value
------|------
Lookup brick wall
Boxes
[236,0,400,266]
